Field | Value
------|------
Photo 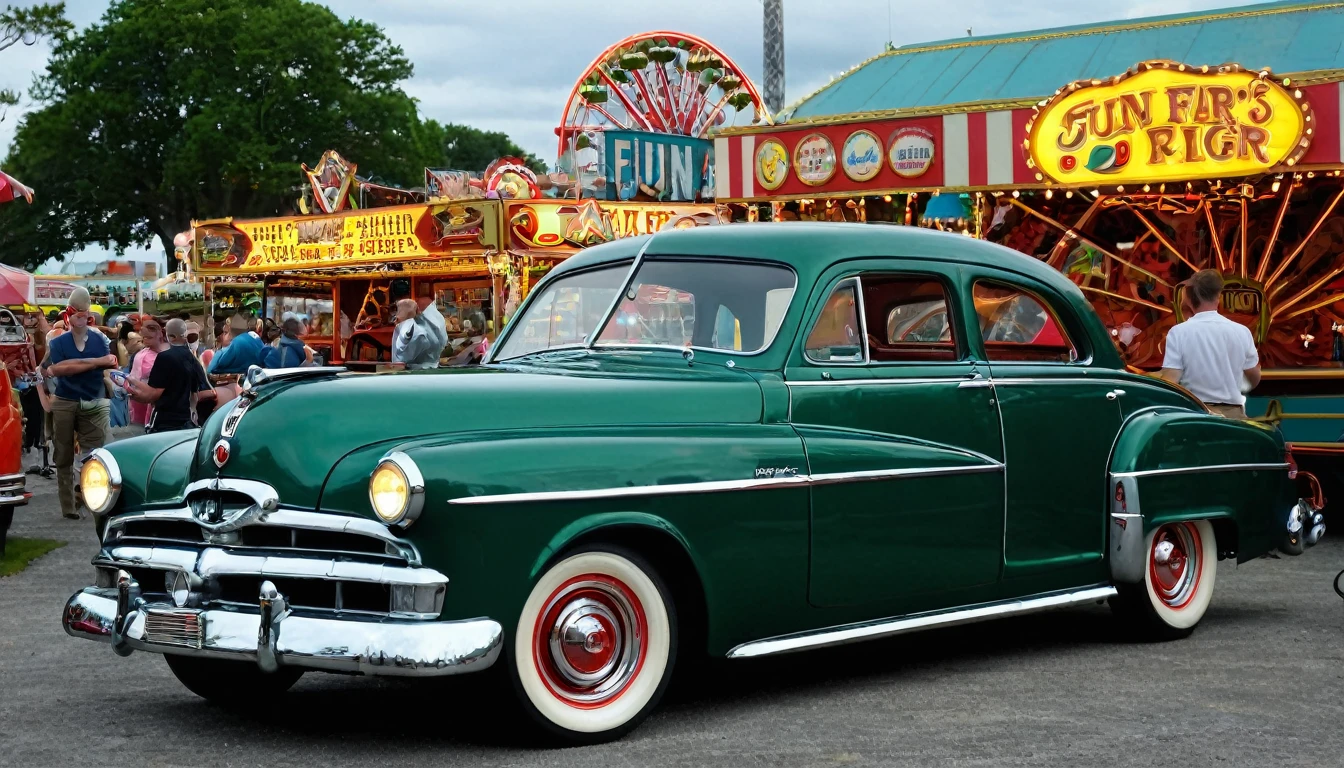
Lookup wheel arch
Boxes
[532,513,710,657]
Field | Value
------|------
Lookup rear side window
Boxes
[863,276,957,362]
[973,281,1077,363]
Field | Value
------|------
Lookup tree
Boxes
[0,0,444,268]
[423,122,548,175]
[0,3,71,122]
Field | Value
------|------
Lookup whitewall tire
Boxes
[1112,519,1217,639]
[512,546,676,742]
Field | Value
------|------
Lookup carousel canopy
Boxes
[785,1,1344,122]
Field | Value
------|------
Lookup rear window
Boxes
[973,281,1077,363]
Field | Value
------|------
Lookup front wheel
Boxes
[511,546,677,744]
[1111,519,1217,640]
[164,654,304,706]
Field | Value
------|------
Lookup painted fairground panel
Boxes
[989,62,1339,375]
[556,31,771,200]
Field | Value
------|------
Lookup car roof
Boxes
[537,222,1120,369]
[552,222,1085,297]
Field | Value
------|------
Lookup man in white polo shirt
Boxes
[1159,269,1261,418]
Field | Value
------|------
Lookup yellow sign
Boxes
[507,200,726,252]
[1027,62,1312,186]
[193,202,502,275]
[755,139,789,191]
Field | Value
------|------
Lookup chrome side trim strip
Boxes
[448,463,1003,506]
[1110,462,1289,479]
[725,586,1118,659]
[787,376,967,387]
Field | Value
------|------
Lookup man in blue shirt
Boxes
[208,315,268,374]
[42,287,118,520]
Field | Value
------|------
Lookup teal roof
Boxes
[786,1,1344,121]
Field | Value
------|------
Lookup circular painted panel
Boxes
[793,133,837,186]
[754,139,790,192]
[841,130,883,182]
[888,126,936,178]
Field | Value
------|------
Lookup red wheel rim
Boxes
[1149,523,1202,610]
[533,573,648,709]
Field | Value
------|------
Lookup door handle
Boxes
[1106,389,1127,401]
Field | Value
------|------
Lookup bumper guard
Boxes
[63,570,503,677]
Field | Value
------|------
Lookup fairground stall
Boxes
[711,1,1344,501]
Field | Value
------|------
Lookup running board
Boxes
[725,585,1117,659]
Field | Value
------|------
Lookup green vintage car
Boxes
[63,223,1325,742]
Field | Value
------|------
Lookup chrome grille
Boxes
[144,608,204,649]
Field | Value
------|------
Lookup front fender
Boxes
[1108,407,1293,577]
[101,430,199,510]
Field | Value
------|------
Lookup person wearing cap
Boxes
[41,286,118,520]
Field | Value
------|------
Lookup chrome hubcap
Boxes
[1150,524,1200,609]
[537,577,645,705]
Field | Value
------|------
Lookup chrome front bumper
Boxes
[63,572,503,677]
[0,471,29,505]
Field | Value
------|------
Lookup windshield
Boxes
[493,263,628,360]
[594,259,796,354]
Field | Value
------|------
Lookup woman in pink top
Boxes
[128,317,165,426]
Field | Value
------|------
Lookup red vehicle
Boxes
[0,308,32,555]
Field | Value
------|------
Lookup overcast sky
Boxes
[0,0,1262,269]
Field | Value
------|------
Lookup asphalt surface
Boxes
[2,458,1342,767]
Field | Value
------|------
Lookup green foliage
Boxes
[421,122,547,175]
[0,0,449,269]
[0,537,65,577]
[0,2,70,53]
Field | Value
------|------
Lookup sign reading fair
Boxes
[604,130,713,202]
[1027,61,1312,185]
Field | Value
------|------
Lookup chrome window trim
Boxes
[448,463,1003,506]
[802,276,869,366]
[1110,462,1289,479]
[726,585,1117,658]
[586,237,656,351]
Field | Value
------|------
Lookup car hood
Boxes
[193,360,765,509]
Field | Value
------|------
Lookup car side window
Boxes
[804,278,863,363]
[973,281,1078,363]
[862,275,958,363]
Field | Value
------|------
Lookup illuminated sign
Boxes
[193,202,502,274]
[1027,61,1311,186]
[755,139,789,191]
[603,130,712,202]
[842,130,883,182]
[508,200,726,251]
[888,126,935,178]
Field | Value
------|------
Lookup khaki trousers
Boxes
[51,397,110,518]
[1206,403,1248,419]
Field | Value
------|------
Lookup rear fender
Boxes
[1108,407,1293,580]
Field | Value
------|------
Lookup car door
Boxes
[786,261,1006,612]
[968,276,1123,590]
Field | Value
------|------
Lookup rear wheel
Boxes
[1111,520,1217,640]
[164,654,303,706]
[511,545,677,744]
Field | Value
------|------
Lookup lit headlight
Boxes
[369,452,424,527]
[80,449,122,515]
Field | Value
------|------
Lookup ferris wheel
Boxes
[556,31,772,161]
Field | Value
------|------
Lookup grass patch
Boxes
[0,537,67,577]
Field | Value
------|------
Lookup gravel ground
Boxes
[1,461,1341,768]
